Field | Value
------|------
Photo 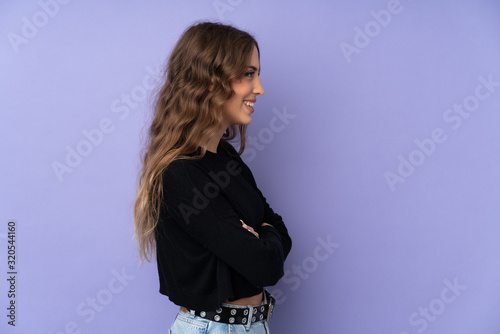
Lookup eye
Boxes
[244,71,255,78]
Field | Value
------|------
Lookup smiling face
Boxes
[222,45,264,126]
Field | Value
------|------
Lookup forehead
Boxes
[247,45,260,71]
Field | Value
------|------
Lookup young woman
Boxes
[134,21,292,333]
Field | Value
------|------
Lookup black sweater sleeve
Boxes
[236,156,293,261]
[161,160,288,288]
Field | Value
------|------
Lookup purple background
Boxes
[1,0,500,333]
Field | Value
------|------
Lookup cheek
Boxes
[233,82,251,97]
[229,98,242,110]
[228,94,244,110]
[224,98,243,120]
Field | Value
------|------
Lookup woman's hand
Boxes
[240,220,259,238]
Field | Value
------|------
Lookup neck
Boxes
[204,125,228,153]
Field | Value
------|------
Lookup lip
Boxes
[244,102,254,113]
[243,99,256,113]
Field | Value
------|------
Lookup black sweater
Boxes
[155,141,292,311]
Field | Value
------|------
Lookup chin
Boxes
[231,116,252,126]
[241,116,252,125]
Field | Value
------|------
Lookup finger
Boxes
[247,226,259,238]
[240,221,259,238]
[241,220,253,231]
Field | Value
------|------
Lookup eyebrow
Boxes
[248,65,261,75]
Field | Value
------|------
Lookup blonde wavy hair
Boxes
[134,21,260,262]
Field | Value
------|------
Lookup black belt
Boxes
[189,289,275,325]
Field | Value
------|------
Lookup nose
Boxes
[253,75,264,96]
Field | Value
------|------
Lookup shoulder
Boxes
[162,158,204,184]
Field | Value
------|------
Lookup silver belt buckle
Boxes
[266,290,275,322]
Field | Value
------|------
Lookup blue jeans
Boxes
[168,303,270,334]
